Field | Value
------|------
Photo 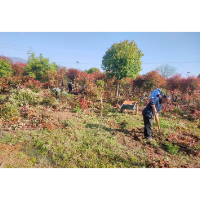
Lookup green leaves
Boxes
[0,57,13,78]
[24,53,57,82]
[166,142,179,155]
[85,68,100,74]
[102,40,144,80]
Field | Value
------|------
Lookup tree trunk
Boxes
[115,81,120,98]
[98,93,103,131]
[61,78,64,87]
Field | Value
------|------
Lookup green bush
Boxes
[61,90,68,97]
[166,142,179,155]
[0,102,19,119]
[73,107,81,113]
[103,103,116,115]
[62,119,75,128]
[0,95,7,103]
[41,96,56,107]
[9,88,41,106]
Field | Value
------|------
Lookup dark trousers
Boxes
[143,115,152,138]
[68,88,72,94]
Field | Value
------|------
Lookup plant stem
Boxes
[97,92,103,131]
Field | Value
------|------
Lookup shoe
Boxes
[145,137,153,140]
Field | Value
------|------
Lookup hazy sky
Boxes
[0,32,199,77]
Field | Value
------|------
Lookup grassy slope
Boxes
[1,108,200,168]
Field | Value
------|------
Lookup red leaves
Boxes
[0,55,13,65]
[134,70,166,92]
[23,78,44,90]
[11,62,26,76]
[149,153,170,168]
[79,98,89,109]
[167,74,182,91]
[167,74,200,95]
[169,134,175,139]
[66,68,80,81]
[189,110,200,120]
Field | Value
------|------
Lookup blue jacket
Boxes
[142,97,163,118]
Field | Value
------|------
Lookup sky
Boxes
[0,32,199,77]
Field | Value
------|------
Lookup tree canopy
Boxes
[102,40,144,80]
[24,53,57,82]
[0,56,13,78]
[85,67,100,74]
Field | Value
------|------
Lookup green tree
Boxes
[85,67,100,74]
[51,62,61,71]
[198,74,200,78]
[24,53,57,82]
[0,56,13,78]
[102,40,144,97]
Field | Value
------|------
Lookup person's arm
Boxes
[151,105,158,122]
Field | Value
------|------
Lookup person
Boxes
[68,82,73,94]
[79,84,87,95]
[53,87,61,98]
[142,95,171,140]
[147,88,164,104]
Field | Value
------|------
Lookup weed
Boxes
[0,102,19,119]
[166,142,179,155]
[118,120,128,130]
[73,107,81,113]
[150,140,160,148]
[159,119,171,128]
[194,145,200,150]
[163,130,168,137]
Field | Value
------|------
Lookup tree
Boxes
[12,62,26,76]
[0,56,13,78]
[198,74,200,78]
[167,74,182,91]
[85,67,100,74]
[66,68,80,81]
[24,53,56,82]
[51,62,60,71]
[157,65,177,79]
[133,75,146,90]
[179,76,200,95]
[57,67,67,86]
[102,40,144,97]
[134,70,166,93]
[143,70,166,92]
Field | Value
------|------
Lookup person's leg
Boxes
[143,115,148,138]
[143,115,152,138]
[147,117,152,138]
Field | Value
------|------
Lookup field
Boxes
[1,54,200,168]
[1,89,200,168]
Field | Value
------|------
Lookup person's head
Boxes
[161,95,171,104]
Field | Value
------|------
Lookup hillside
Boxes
[9,57,27,63]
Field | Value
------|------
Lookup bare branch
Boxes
[157,65,177,79]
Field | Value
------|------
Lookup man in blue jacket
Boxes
[142,95,170,140]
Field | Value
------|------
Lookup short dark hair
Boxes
[162,95,170,99]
